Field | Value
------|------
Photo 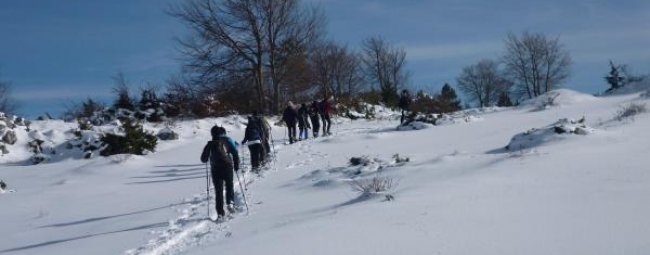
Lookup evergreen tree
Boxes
[605,60,625,92]
[100,118,157,156]
[81,98,103,118]
[437,83,462,113]
[138,89,163,122]
[497,92,514,107]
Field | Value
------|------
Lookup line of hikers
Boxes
[200,97,334,219]
[281,97,333,144]
[201,113,272,220]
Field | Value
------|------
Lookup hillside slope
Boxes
[1,90,649,255]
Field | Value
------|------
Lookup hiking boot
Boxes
[227,204,236,214]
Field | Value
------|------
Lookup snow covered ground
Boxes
[2,89,650,255]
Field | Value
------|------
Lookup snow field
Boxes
[1,89,650,255]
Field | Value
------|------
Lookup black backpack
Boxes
[210,138,232,165]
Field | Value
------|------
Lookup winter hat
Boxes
[210,126,226,138]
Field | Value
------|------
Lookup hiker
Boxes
[398,89,411,124]
[201,126,240,219]
[241,116,265,173]
[319,97,332,136]
[297,103,311,140]
[250,111,271,159]
[308,101,321,138]
[282,102,299,144]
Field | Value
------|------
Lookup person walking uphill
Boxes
[250,111,271,159]
[308,101,321,138]
[241,116,265,173]
[282,102,299,144]
[297,103,311,140]
[201,126,240,220]
[319,97,332,136]
[398,89,411,124]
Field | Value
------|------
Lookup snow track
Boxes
[122,127,345,255]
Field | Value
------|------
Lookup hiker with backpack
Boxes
[250,111,271,159]
[319,97,332,136]
[201,126,240,220]
[297,103,311,140]
[241,116,265,173]
[308,101,321,138]
[282,102,299,144]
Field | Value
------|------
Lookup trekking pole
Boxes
[205,162,210,218]
[235,171,250,214]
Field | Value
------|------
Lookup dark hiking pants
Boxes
[211,167,234,217]
[321,114,331,134]
[248,143,264,171]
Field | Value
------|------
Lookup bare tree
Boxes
[0,80,18,115]
[310,41,365,102]
[502,31,572,99]
[361,36,409,106]
[162,74,197,117]
[169,0,325,114]
[263,0,326,113]
[457,59,512,107]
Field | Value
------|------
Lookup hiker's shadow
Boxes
[127,164,205,185]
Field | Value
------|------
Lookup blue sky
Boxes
[1,0,649,118]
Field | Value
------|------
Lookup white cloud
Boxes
[562,27,650,64]
[405,40,503,62]
[13,87,111,101]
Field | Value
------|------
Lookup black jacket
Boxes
[297,105,311,128]
[201,137,240,176]
[282,106,298,126]
[241,123,262,144]
[398,93,411,110]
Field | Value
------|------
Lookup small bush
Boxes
[349,173,397,195]
[536,93,560,111]
[392,154,410,164]
[350,156,371,166]
[616,103,647,121]
[100,119,157,156]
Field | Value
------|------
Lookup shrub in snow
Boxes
[350,156,372,166]
[24,129,59,164]
[398,112,437,130]
[535,92,560,110]
[392,154,410,164]
[100,119,157,156]
[348,172,398,196]
[1,128,17,145]
[435,113,483,126]
[78,118,93,131]
[156,127,179,141]
[616,103,647,121]
[338,101,377,120]
[67,125,103,159]
[506,117,594,151]
[28,139,48,164]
